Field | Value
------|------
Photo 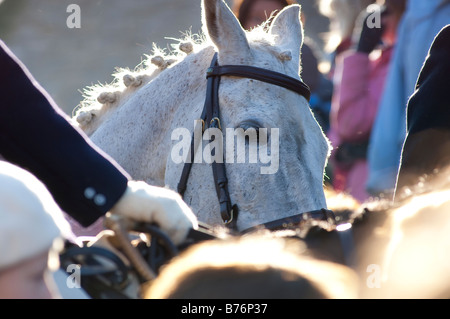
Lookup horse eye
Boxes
[238,120,262,142]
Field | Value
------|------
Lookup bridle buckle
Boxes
[210,117,221,130]
[223,209,234,225]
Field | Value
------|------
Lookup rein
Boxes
[240,208,337,233]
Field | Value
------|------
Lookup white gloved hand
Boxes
[109,181,198,245]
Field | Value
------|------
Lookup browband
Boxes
[206,64,311,101]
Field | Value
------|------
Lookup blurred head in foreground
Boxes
[0,161,72,299]
[145,233,359,299]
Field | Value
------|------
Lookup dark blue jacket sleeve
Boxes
[0,40,130,226]
[395,25,450,196]
[406,24,450,135]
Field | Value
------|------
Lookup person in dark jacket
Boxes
[394,25,450,201]
[0,40,197,245]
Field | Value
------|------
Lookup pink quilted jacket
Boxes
[328,47,393,202]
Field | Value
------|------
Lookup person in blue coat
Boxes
[0,40,197,245]
[366,0,450,199]
[394,25,450,201]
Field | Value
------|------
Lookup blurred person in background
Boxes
[232,0,321,93]
[317,0,375,185]
[328,0,406,203]
[232,0,332,134]
[318,0,376,78]
[366,0,450,199]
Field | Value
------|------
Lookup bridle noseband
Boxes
[177,52,328,231]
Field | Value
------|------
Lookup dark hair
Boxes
[157,266,329,299]
[145,235,359,299]
[233,0,297,27]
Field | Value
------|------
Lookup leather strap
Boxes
[177,53,236,227]
[207,54,235,226]
[241,208,336,233]
[207,65,311,101]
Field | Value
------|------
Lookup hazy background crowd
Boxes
[0,0,329,115]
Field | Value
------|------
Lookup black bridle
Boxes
[177,52,338,234]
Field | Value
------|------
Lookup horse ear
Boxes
[269,5,304,73]
[202,0,251,61]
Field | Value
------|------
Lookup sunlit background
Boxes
[0,0,330,115]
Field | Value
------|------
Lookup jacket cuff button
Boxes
[84,187,96,199]
[94,194,106,206]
